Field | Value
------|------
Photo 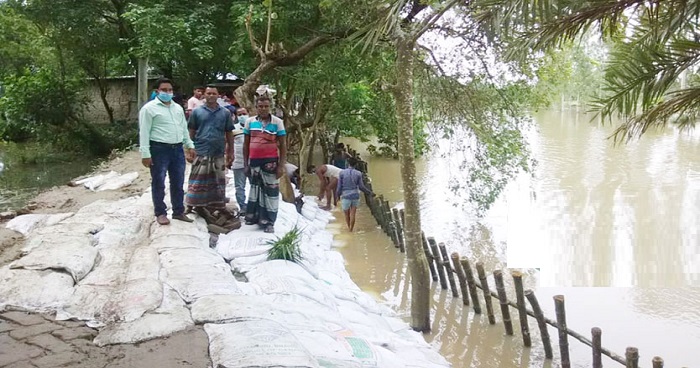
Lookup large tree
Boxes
[474,0,700,142]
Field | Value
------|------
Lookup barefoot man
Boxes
[185,85,234,214]
[313,164,341,210]
[335,158,374,231]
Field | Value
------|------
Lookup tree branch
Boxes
[275,35,335,66]
[413,0,467,42]
[245,5,265,60]
[418,44,447,76]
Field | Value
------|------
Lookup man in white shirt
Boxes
[186,86,204,115]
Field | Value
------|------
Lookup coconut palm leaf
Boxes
[473,0,700,140]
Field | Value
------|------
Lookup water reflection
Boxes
[0,151,98,210]
[332,110,700,367]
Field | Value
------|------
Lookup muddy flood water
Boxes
[323,110,700,367]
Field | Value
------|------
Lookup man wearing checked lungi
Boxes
[242,95,287,233]
[185,86,235,211]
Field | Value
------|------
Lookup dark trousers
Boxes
[149,142,186,217]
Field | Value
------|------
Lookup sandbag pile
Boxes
[71,170,139,191]
[0,177,450,367]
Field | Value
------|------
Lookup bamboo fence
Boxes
[344,148,676,368]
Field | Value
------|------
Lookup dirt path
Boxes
[0,149,212,368]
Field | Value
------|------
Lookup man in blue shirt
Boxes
[336,157,374,232]
[185,86,235,211]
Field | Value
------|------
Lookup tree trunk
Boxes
[234,59,278,114]
[97,78,115,124]
[392,35,431,332]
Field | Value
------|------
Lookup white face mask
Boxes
[237,115,248,126]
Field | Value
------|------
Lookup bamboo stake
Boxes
[439,244,459,298]
[554,295,571,368]
[428,238,448,290]
[525,289,552,358]
[389,222,400,250]
[451,252,470,306]
[652,357,663,368]
[512,272,531,347]
[493,270,513,335]
[476,262,495,324]
[460,258,481,314]
[626,347,639,368]
[487,287,625,364]
[592,327,602,368]
[399,208,405,228]
[392,209,405,252]
[422,232,438,281]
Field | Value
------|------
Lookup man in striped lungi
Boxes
[185,86,234,211]
[243,95,287,233]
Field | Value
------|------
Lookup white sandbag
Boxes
[215,235,272,261]
[96,171,139,191]
[11,236,99,282]
[229,254,269,273]
[83,170,119,191]
[56,278,163,324]
[293,330,363,368]
[246,260,316,283]
[150,234,209,253]
[250,274,337,310]
[190,294,285,324]
[150,217,209,241]
[0,267,74,312]
[205,320,319,368]
[160,264,240,303]
[336,301,392,333]
[159,247,224,268]
[126,246,161,282]
[337,336,378,367]
[301,205,318,221]
[6,213,74,236]
[21,232,97,255]
[93,288,193,346]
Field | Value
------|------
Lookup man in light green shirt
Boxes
[139,78,196,225]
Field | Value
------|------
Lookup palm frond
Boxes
[611,86,700,143]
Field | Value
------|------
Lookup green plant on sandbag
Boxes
[266,226,303,263]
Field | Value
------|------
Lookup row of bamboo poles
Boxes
[345,148,672,368]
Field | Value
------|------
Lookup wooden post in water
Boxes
[439,244,459,298]
[460,258,481,314]
[591,327,602,368]
[554,295,571,368]
[422,232,438,281]
[525,289,552,358]
[625,347,639,368]
[475,262,495,325]
[428,238,448,290]
[512,272,531,347]
[399,208,405,228]
[451,252,470,306]
[383,201,393,237]
[376,195,386,229]
[392,208,405,252]
[651,357,664,368]
[388,221,400,249]
[493,271,513,335]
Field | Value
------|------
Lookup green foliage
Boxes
[266,226,304,263]
[474,0,700,142]
[0,68,87,142]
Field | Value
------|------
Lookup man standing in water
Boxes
[139,78,196,225]
[243,96,287,233]
[185,86,234,212]
[336,157,374,231]
[313,163,342,211]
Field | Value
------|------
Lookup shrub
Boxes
[266,226,303,263]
